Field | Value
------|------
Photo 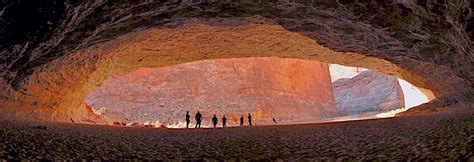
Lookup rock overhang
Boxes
[0,1,472,122]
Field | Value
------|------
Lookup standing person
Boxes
[195,111,203,128]
[272,117,278,124]
[240,115,244,127]
[222,115,227,128]
[212,114,218,128]
[185,111,191,128]
[248,113,252,126]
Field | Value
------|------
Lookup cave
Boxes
[4,20,453,124]
[1,1,473,160]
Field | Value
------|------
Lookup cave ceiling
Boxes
[0,1,472,121]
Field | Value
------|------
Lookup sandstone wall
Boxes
[332,71,405,115]
[86,57,338,126]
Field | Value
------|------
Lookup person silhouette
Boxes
[240,115,244,127]
[248,113,252,126]
[212,114,218,128]
[222,115,227,128]
[195,111,203,128]
[272,117,278,124]
[185,111,190,128]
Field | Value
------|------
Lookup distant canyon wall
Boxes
[332,71,405,115]
[87,57,339,126]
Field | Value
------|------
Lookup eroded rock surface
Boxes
[87,57,338,126]
[0,1,472,121]
[332,71,405,115]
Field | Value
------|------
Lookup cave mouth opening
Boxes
[13,22,451,125]
[85,57,432,128]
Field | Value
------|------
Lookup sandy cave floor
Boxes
[0,107,473,160]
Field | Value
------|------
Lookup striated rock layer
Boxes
[86,57,338,126]
[332,71,405,115]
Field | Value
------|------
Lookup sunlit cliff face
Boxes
[86,57,338,126]
[5,20,445,124]
[84,58,431,127]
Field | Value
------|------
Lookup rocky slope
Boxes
[86,57,338,126]
[332,71,405,115]
[0,1,472,121]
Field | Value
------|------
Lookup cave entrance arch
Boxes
[21,21,438,123]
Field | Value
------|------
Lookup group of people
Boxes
[185,111,253,128]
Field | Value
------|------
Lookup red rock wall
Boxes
[86,57,338,126]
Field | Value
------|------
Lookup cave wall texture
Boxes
[0,0,473,122]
